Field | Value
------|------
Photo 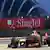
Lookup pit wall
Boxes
[0,29,49,37]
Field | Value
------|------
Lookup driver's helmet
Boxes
[31,30,37,36]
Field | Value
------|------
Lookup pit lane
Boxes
[0,38,50,50]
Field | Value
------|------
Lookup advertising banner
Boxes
[7,18,45,29]
[0,18,45,37]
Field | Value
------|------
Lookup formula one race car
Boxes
[8,30,41,48]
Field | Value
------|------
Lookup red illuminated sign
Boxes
[7,18,45,29]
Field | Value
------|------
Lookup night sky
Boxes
[38,0,50,15]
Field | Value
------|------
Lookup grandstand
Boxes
[0,0,49,18]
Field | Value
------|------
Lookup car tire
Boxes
[37,42,41,47]
[48,41,50,46]
[12,45,17,48]
[48,44,50,46]
[47,37,50,46]
[44,42,47,45]
[8,44,11,48]
[25,40,30,48]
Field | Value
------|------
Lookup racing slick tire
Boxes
[44,42,47,45]
[47,37,50,46]
[48,44,50,46]
[36,42,41,48]
[8,43,18,48]
[8,44,11,48]
[44,39,47,45]
[48,41,50,46]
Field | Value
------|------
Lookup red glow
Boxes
[0,18,45,30]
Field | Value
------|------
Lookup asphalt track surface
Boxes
[0,38,50,50]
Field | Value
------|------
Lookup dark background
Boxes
[0,0,49,18]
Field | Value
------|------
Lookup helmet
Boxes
[32,30,36,32]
